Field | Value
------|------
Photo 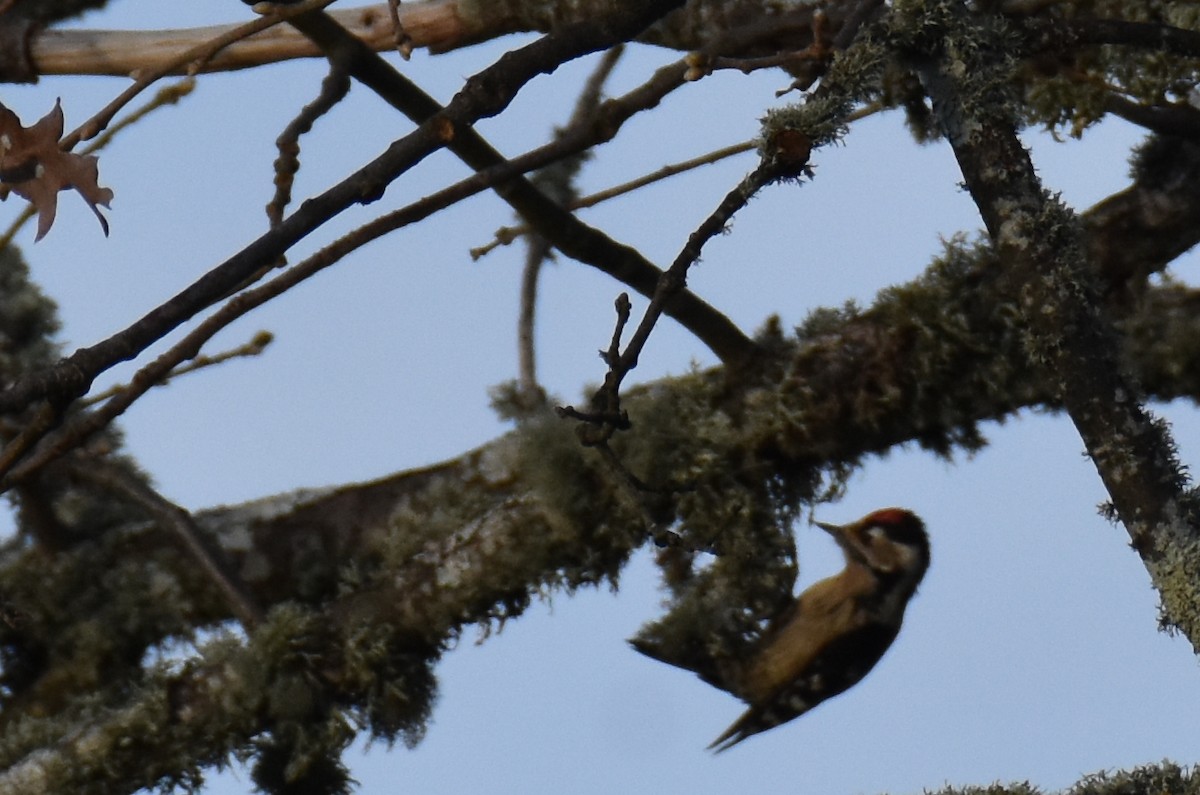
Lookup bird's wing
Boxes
[741,570,874,702]
[708,620,900,752]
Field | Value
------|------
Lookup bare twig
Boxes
[515,102,881,239]
[559,0,882,438]
[79,331,273,408]
[0,403,59,477]
[559,157,785,446]
[0,1,704,484]
[603,293,633,370]
[471,140,757,260]
[518,45,625,405]
[268,66,352,227]
[516,242,547,403]
[605,161,783,408]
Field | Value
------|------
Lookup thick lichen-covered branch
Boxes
[0,427,644,793]
[2,0,1200,791]
[900,0,1200,650]
[3,103,1200,781]
[0,69,1199,780]
[6,217,1200,790]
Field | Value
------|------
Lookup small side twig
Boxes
[556,293,633,439]
[386,0,414,59]
[601,293,633,369]
[471,140,757,260]
[80,330,273,408]
[268,65,352,228]
[564,159,783,443]
[0,403,60,478]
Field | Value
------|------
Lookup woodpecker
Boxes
[708,508,930,752]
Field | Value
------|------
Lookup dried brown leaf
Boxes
[0,99,114,241]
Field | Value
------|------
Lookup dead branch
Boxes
[26,2,472,76]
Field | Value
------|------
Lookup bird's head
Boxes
[816,508,930,590]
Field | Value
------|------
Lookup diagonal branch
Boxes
[0,21,776,486]
[909,1,1200,650]
[283,9,757,365]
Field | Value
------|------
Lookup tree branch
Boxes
[12,0,835,79]
[909,0,1200,650]
[20,2,468,77]
[0,0,699,427]
[5,186,1200,784]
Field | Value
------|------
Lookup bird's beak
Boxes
[815,519,869,563]
[815,520,841,537]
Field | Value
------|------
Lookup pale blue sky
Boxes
[2,2,1197,792]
